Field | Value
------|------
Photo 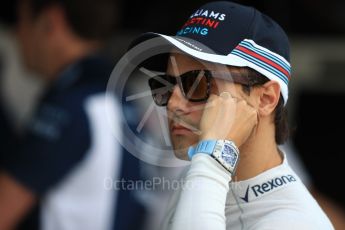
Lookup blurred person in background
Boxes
[0,0,146,229]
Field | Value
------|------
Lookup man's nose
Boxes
[167,85,189,113]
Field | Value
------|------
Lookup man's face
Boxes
[166,53,247,160]
[16,1,50,75]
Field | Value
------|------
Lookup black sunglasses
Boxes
[148,69,253,106]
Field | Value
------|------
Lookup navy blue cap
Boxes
[129,1,291,103]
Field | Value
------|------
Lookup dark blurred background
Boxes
[3,0,345,35]
[1,0,345,229]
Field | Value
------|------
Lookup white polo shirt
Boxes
[162,152,334,230]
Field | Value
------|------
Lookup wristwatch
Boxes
[188,140,240,175]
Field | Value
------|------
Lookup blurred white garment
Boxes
[0,25,45,130]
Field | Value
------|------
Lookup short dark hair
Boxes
[231,67,289,145]
[25,0,118,40]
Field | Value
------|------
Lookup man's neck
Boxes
[44,39,101,81]
[233,122,283,181]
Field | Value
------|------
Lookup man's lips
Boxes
[170,122,202,135]
[169,114,201,135]
[171,125,193,135]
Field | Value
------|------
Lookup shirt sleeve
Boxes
[2,102,91,195]
[169,154,232,230]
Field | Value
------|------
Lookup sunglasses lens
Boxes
[148,75,174,106]
[148,71,210,106]
[181,71,208,101]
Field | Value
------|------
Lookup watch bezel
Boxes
[212,140,239,174]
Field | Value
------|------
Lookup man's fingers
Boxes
[220,91,231,100]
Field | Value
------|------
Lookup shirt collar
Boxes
[227,152,299,205]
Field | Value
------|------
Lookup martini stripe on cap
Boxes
[240,41,291,72]
[231,50,289,85]
[235,46,290,80]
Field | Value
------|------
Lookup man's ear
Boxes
[258,81,281,116]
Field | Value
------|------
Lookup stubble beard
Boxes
[169,119,200,160]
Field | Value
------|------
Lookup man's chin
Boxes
[173,148,189,161]
[171,136,198,161]
[173,141,195,160]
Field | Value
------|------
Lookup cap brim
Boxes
[128,32,289,104]
[129,32,241,70]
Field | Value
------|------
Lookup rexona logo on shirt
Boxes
[240,174,297,203]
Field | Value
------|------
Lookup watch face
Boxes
[221,144,238,168]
